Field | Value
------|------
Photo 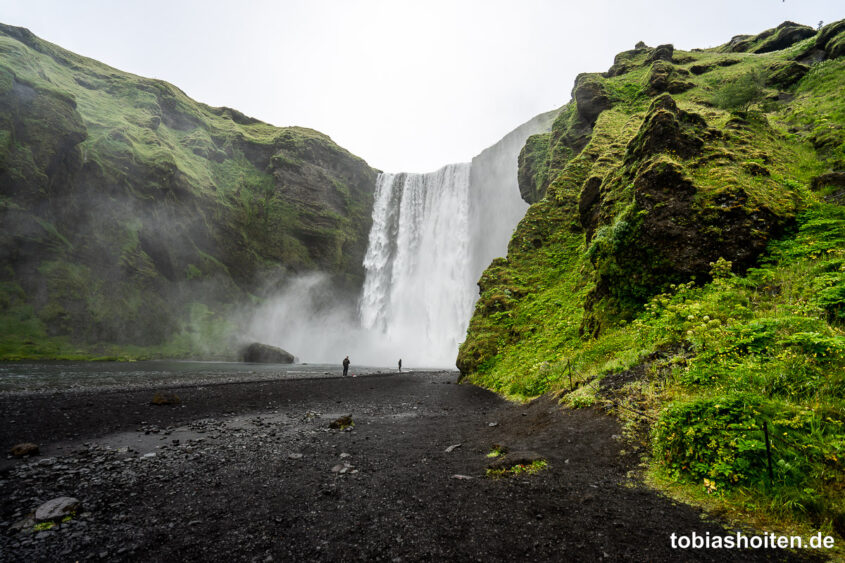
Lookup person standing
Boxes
[398,359,402,372]
[342,356,350,377]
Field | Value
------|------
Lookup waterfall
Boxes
[359,164,474,366]
[247,108,559,368]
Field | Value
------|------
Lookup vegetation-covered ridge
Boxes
[0,23,377,360]
[459,20,845,538]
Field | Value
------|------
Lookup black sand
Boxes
[0,372,815,561]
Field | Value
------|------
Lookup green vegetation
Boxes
[486,459,549,479]
[0,23,376,359]
[460,20,845,537]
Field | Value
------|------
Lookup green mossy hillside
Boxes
[460,20,845,537]
[0,24,377,359]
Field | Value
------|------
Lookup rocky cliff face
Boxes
[0,24,376,358]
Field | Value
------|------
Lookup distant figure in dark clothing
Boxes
[398,359,402,372]
[342,356,350,377]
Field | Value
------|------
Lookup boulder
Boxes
[9,442,39,457]
[239,342,295,364]
[35,497,81,523]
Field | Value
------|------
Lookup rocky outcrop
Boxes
[625,95,707,162]
[573,74,611,125]
[239,343,295,364]
[766,61,809,88]
[645,61,694,96]
[724,21,815,54]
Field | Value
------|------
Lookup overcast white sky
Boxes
[1,1,841,172]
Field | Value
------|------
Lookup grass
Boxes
[486,460,549,479]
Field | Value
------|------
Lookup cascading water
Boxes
[359,164,474,366]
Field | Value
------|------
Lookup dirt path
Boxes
[0,372,816,561]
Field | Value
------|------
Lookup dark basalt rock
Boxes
[573,75,611,125]
[239,342,295,364]
[646,61,694,95]
[626,94,706,163]
[579,176,603,243]
[632,158,783,278]
[647,44,674,63]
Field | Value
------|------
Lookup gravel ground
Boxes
[0,372,818,561]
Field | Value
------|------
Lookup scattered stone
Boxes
[329,415,353,430]
[444,444,462,453]
[451,474,473,480]
[487,422,498,427]
[9,443,39,458]
[141,453,156,459]
[150,393,180,406]
[339,452,351,458]
[288,453,304,460]
[331,464,344,473]
[35,497,81,523]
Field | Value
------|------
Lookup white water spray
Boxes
[359,164,474,366]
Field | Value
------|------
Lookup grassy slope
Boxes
[459,22,845,538]
[0,24,376,360]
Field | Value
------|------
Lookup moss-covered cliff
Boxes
[459,21,845,535]
[0,24,377,359]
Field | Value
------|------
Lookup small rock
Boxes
[451,474,472,480]
[35,497,81,523]
[339,452,351,458]
[9,443,39,458]
[331,464,344,473]
[288,453,303,460]
[444,444,462,453]
[150,393,180,406]
[329,416,353,430]
[487,422,498,427]
[141,453,156,459]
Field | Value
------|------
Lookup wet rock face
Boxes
[578,176,603,244]
[239,343,295,364]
